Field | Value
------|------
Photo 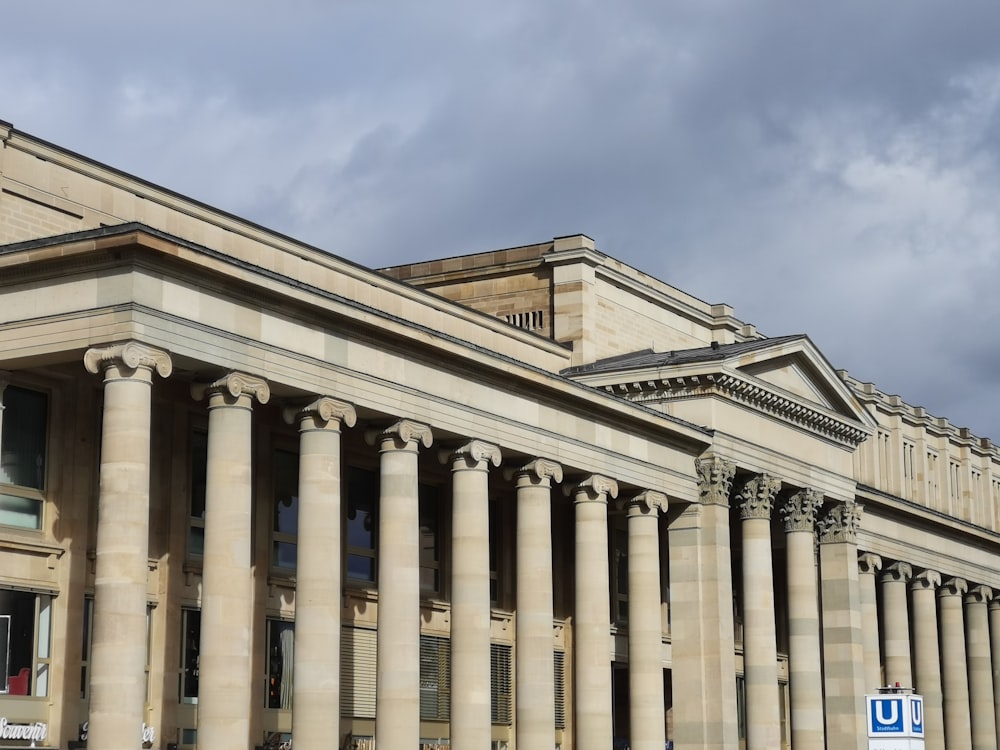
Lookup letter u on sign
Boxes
[869,697,905,735]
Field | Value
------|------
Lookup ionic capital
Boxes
[736,473,781,520]
[817,501,861,544]
[780,488,823,532]
[911,569,941,592]
[283,396,357,431]
[84,341,173,379]
[365,419,433,451]
[965,584,993,605]
[880,561,913,585]
[571,474,619,504]
[695,454,735,506]
[618,489,668,516]
[191,371,270,405]
[858,552,883,576]
[440,439,502,472]
[939,577,969,599]
[506,458,564,485]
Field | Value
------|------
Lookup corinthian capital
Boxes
[817,501,861,543]
[736,473,781,520]
[780,488,823,532]
[283,396,357,430]
[441,439,502,471]
[571,474,619,504]
[191,372,270,404]
[695,455,735,506]
[84,341,173,378]
[365,419,433,450]
[619,489,668,515]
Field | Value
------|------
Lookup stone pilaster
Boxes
[84,342,171,750]
[366,419,433,750]
[511,458,562,750]
[669,455,739,750]
[191,371,270,750]
[818,501,866,750]
[443,439,501,750]
[620,490,668,750]
[940,577,972,750]
[912,570,945,750]
[965,585,996,750]
[736,473,782,750]
[880,561,913,688]
[779,488,824,750]
[857,553,883,692]
[573,474,618,750]
[283,397,356,750]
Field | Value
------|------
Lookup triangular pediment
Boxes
[565,334,877,447]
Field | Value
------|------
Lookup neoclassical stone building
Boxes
[1,120,998,750]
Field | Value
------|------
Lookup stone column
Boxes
[736,473,782,750]
[778,488,824,750]
[573,474,618,750]
[511,458,562,750]
[284,397,356,750]
[911,570,945,750]
[621,490,668,750]
[444,439,501,750]
[989,597,1000,747]
[880,562,913,688]
[191,372,269,750]
[669,455,739,750]
[367,419,433,750]
[857,553,883,692]
[0,371,8,453]
[965,585,997,750]
[83,342,171,750]
[940,577,972,750]
[818,501,867,750]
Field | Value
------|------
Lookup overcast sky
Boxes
[5,2,1000,439]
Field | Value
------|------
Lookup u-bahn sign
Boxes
[866,693,924,750]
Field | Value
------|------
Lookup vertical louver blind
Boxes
[340,626,377,718]
[490,643,512,724]
[420,634,451,720]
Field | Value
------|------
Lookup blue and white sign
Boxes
[909,697,923,736]
[866,693,925,749]
[868,696,905,736]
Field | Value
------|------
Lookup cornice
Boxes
[603,370,870,448]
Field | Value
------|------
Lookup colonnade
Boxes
[81,344,675,750]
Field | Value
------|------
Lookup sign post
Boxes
[866,686,924,750]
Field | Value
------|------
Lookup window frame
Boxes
[0,384,50,532]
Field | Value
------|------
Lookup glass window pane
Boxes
[267,621,295,710]
[273,541,297,570]
[190,431,207,521]
[347,468,376,550]
[0,494,41,530]
[0,589,36,695]
[347,555,374,582]
[273,450,299,535]
[0,386,47,490]
[181,610,200,701]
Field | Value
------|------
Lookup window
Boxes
[926,451,939,503]
[949,460,961,503]
[188,430,208,557]
[266,620,295,710]
[902,441,916,498]
[0,385,48,530]
[346,467,378,584]
[612,521,629,623]
[0,589,52,697]
[419,634,450,721]
[489,499,502,604]
[80,598,93,699]
[180,609,200,703]
[419,485,441,595]
[490,643,512,724]
[272,449,299,572]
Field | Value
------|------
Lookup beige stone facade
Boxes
[2,119,1000,750]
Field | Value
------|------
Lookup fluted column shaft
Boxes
[965,586,996,750]
[940,578,972,750]
[818,502,867,750]
[574,475,618,750]
[447,440,501,750]
[857,553,883,692]
[880,562,913,688]
[912,570,945,750]
[623,491,667,750]
[513,459,561,750]
[84,343,171,750]
[370,420,432,750]
[286,398,355,750]
[780,489,824,750]
[737,474,781,750]
[193,372,269,750]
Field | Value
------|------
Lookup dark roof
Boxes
[563,334,808,376]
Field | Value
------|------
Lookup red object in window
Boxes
[7,668,29,695]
